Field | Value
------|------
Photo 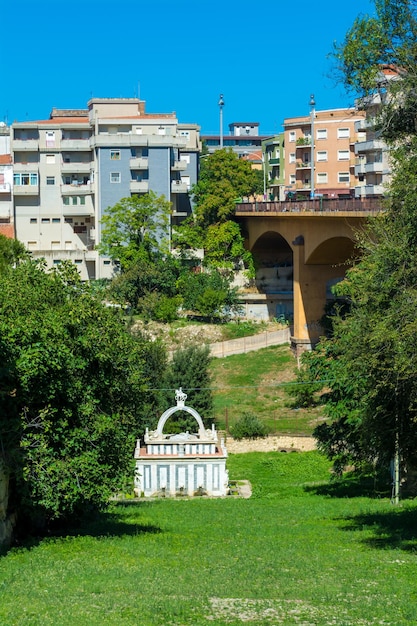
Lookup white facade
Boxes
[10,100,201,280]
[134,389,228,497]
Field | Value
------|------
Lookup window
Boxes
[337,128,350,139]
[46,154,56,164]
[317,172,328,183]
[46,176,55,185]
[52,218,61,223]
[338,150,350,160]
[289,131,296,142]
[317,151,328,162]
[338,172,350,183]
[80,196,86,205]
[180,130,190,139]
[103,260,111,265]
[41,218,50,224]
[110,172,121,183]
[63,197,70,205]
[64,218,73,223]
[289,174,296,185]
[110,150,121,160]
[30,218,37,223]
[74,259,83,264]
[289,153,296,164]
[13,173,38,186]
[316,129,327,140]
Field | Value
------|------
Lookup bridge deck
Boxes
[235,197,384,216]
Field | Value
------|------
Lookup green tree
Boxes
[0,234,27,272]
[0,260,166,528]
[98,192,172,271]
[332,0,417,140]
[192,149,260,227]
[161,345,213,433]
[294,0,417,491]
[177,270,241,321]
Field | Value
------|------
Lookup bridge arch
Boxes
[305,235,356,265]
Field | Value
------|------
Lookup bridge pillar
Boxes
[291,236,326,357]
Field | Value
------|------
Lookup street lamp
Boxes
[218,94,225,148]
[309,93,315,200]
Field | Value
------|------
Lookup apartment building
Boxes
[0,124,13,238]
[202,122,271,157]
[262,133,285,201]
[11,98,201,280]
[283,108,366,200]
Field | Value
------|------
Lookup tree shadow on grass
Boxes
[339,507,417,551]
[5,501,162,556]
[304,472,391,499]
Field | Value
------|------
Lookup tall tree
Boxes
[332,0,417,140]
[294,0,417,492]
[98,192,172,271]
[0,260,166,528]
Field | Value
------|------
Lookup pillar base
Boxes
[290,336,317,359]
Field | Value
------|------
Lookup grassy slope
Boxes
[1,452,417,625]
[210,344,324,435]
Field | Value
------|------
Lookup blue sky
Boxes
[3,0,375,135]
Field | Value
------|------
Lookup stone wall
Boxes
[0,462,14,550]
[225,435,316,454]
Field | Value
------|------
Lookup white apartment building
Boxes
[11,99,201,280]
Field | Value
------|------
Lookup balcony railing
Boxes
[61,183,92,195]
[130,180,149,193]
[130,157,148,169]
[171,181,189,193]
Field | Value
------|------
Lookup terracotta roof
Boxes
[0,154,12,164]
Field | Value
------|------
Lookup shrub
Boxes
[230,412,269,440]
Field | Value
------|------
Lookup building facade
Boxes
[11,98,201,280]
[283,108,366,200]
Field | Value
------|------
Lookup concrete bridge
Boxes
[234,197,383,355]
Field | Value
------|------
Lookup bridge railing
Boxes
[235,197,385,214]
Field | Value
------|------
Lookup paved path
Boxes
[209,328,291,358]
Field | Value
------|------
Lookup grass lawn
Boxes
[1,452,417,625]
[210,344,324,435]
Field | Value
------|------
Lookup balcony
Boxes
[130,157,148,169]
[296,137,311,146]
[171,160,187,171]
[61,139,91,150]
[61,183,92,195]
[268,158,280,165]
[365,161,383,174]
[62,204,95,217]
[130,180,149,193]
[295,161,311,169]
[12,139,39,150]
[355,184,385,197]
[61,162,92,173]
[14,184,39,196]
[171,180,189,193]
[355,139,384,154]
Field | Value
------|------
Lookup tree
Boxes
[192,149,261,227]
[177,270,241,321]
[0,260,166,528]
[0,234,27,272]
[293,0,417,492]
[98,192,172,271]
[173,149,257,276]
[161,345,213,433]
[332,0,417,140]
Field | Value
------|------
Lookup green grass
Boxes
[2,452,417,625]
[210,344,324,435]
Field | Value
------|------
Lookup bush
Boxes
[230,412,269,440]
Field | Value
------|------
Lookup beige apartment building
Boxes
[283,108,366,200]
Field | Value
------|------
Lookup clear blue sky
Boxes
[3,0,375,135]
